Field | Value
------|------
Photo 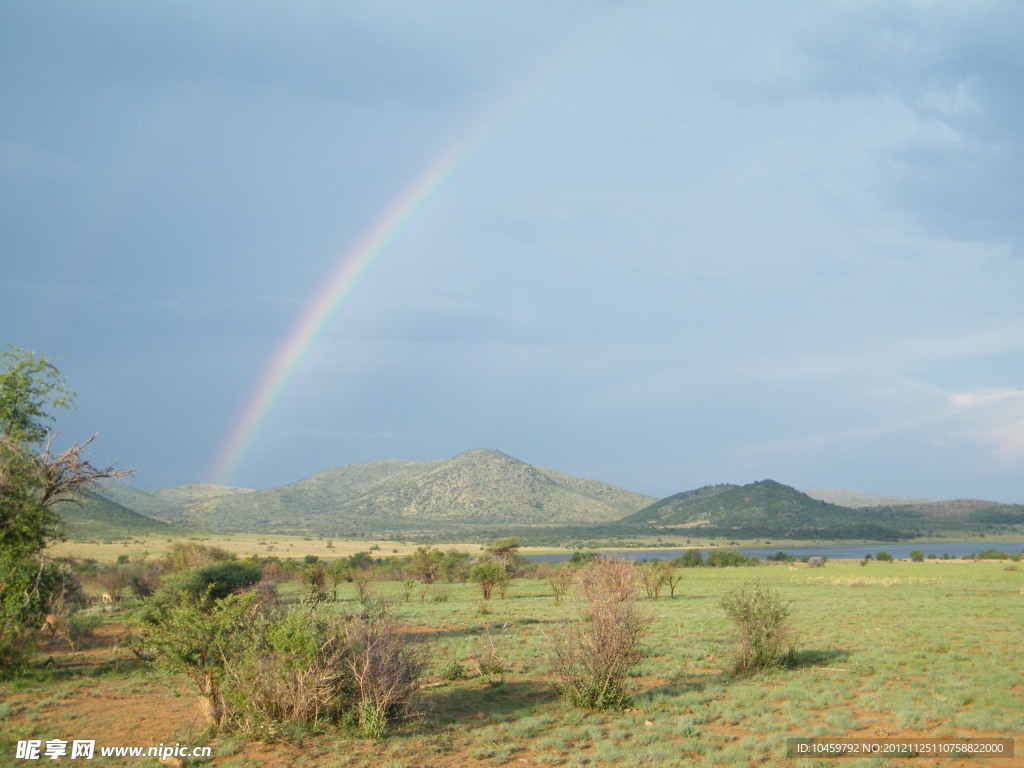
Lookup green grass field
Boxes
[3,559,1022,767]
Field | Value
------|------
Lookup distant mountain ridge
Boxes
[623,480,909,539]
[804,488,937,508]
[626,480,1024,540]
[79,454,1024,541]
[126,449,656,536]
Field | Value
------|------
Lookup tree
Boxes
[470,562,508,601]
[409,546,442,584]
[675,549,704,568]
[0,349,130,675]
[0,346,76,444]
[485,537,521,572]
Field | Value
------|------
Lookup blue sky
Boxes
[3,2,1024,502]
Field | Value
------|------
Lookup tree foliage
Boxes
[0,345,76,444]
[0,348,129,676]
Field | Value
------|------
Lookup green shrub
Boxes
[441,659,467,681]
[142,594,422,739]
[720,580,796,673]
[143,561,263,620]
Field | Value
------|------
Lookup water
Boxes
[525,541,1024,564]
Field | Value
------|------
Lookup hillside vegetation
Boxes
[115,450,655,537]
[626,479,1024,540]
[81,452,1024,542]
[57,491,178,540]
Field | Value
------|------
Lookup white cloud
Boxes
[949,386,1024,459]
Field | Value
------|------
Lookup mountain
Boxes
[95,479,252,518]
[623,480,910,539]
[804,488,936,507]
[127,450,655,536]
[56,490,178,540]
[866,498,1024,529]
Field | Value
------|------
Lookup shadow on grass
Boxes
[785,648,851,669]
[637,671,734,699]
[25,653,153,683]
[403,617,561,644]
[636,647,851,700]
[422,679,558,729]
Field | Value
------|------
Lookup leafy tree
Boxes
[349,551,375,570]
[439,549,472,582]
[909,549,925,562]
[325,559,352,600]
[300,563,327,601]
[470,561,508,601]
[674,549,704,567]
[569,550,598,566]
[409,546,442,584]
[0,349,128,676]
[0,345,76,444]
[485,537,521,571]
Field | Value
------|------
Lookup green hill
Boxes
[624,480,910,539]
[120,450,655,536]
[56,491,178,540]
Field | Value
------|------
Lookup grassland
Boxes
[3,560,1022,767]
[46,533,491,563]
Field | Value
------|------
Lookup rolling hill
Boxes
[127,450,656,536]
[626,480,1024,540]
[86,455,1024,542]
[623,480,913,539]
[56,490,178,540]
[804,488,937,507]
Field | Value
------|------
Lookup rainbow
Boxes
[208,61,567,486]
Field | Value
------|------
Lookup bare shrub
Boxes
[548,557,652,710]
[470,623,509,685]
[351,568,375,605]
[548,566,574,604]
[640,562,671,599]
[720,580,796,673]
[341,604,423,738]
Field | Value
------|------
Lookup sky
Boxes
[3,1,1024,503]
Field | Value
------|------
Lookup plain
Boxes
[2,557,1022,768]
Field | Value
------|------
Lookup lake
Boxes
[526,541,1024,563]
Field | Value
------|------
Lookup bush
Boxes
[720,581,796,673]
[978,549,1010,560]
[341,603,424,737]
[470,623,509,685]
[548,557,651,711]
[144,561,263,619]
[142,594,422,739]
[548,566,574,604]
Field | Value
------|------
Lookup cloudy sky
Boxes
[3,1,1024,503]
